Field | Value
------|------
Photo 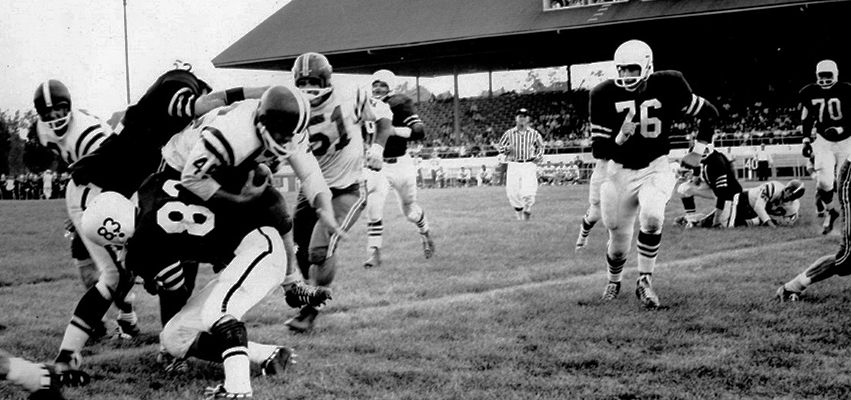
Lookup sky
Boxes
[0,0,611,121]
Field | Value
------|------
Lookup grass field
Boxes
[2,180,850,400]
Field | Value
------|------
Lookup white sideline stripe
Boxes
[330,237,824,317]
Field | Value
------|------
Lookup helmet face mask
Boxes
[613,40,653,91]
[292,52,333,107]
[816,60,838,88]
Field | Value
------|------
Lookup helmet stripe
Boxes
[42,80,53,107]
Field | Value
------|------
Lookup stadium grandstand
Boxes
[213,0,850,182]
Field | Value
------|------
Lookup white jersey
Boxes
[36,109,112,165]
[306,87,391,189]
[163,100,309,201]
[746,181,799,223]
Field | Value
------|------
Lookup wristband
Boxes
[225,87,246,105]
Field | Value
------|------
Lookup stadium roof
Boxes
[213,0,849,77]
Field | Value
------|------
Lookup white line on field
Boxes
[329,237,826,316]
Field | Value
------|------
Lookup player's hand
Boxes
[825,127,845,137]
[681,152,702,169]
[615,121,635,145]
[802,138,813,158]
[239,169,268,203]
[762,219,777,228]
[365,143,385,171]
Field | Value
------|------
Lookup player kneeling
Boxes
[684,180,804,228]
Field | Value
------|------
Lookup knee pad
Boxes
[210,316,247,355]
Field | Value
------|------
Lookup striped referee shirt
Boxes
[498,126,545,162]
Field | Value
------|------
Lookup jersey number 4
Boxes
[307,105,351,157]
[616,99,662,138]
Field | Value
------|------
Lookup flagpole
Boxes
[123,0,131,104]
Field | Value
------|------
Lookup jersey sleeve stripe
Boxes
[403,115,422,126]
[201,127,235,166]
[81,132,106,158]
[74,125,102,161]
[168,88,193,118]
[591,124,613,132]
[685,94,705,116]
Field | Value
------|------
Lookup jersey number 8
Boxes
[156,201,215,236]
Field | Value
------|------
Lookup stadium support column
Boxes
[123,0,131,104]
[453,68,460,142]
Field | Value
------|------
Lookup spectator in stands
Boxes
[459,166,472,187]
[565,162,580,185]
[550,0,564,9]
[436,166,446,188]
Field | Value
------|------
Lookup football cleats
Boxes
[816,59,838,89]
[33,79,72,134]
[255,85,311,157]
[781,179,805,202]
[292,52,333,106]
[81,192,136,247]
[613,39,653,91]
[370,69,396,100]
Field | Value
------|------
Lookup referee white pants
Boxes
[506,161,538,211]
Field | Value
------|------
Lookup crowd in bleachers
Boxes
[410,91,804,159]
[0,171,70,200]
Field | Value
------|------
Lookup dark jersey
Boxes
[590,70,705,169]
[125,169,289,283]
[71,70,210,197]
[700,151,743,210]
[799,82,851,141]
[382,93,424,158]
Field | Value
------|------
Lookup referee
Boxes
[497,108,545,220]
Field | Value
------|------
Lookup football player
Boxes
[676,148,743,228]
[53,65,271,376]
[686,180,804,228]
[798,59,851,234]
[78,86,324,398]
[286,52,394,332]
[0,349,89,400]
[162,84,339,323]
[592,39,719,309]
[777,157,851,302]
[30,79,113,292]
[362,69,435,268]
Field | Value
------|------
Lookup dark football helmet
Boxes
[33,79,72,135]
[255,85,311,157]
[292,52,333,106]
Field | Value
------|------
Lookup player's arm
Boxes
[533,131,545,162]
[392,96,426,140]
[193,86,270,117]
[361,94,394,170]
[683,94,719,166]
[589,84,616,161]
[751,185,774,226]
[285,135,344,237]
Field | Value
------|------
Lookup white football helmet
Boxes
[613,39,653,91]
[255,84,311,157]
[81,192,136,247]
[371,69,396,100]
[816,59,838,88]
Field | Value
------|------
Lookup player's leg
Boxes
[813,138,839,234]
[392,157,435,259]
[505,163,524,219]
[634,159,677,309]
[599,166,639,301]
[518,163,538,220]
[779,160,851,301]
[364,168,390,268]
[576,159,606,251]
[64,182,99,290]
[287,183,367,332]
[291,191,318,281]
